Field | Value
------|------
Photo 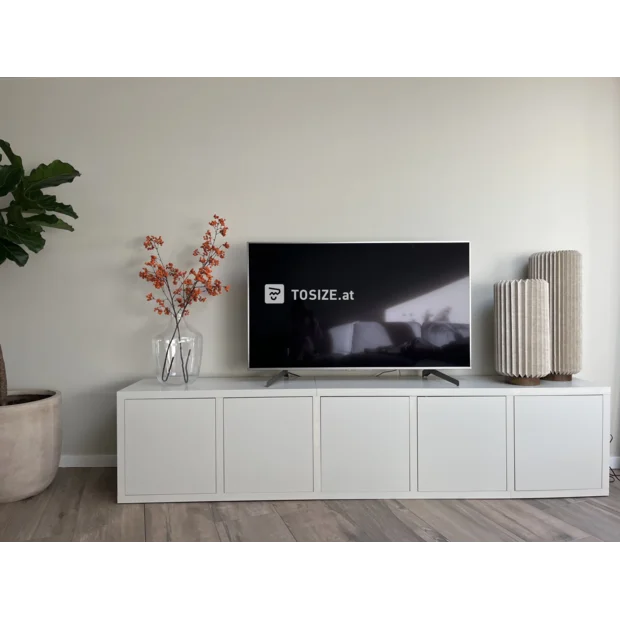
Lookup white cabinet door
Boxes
[223,397,314,493]
[321,397,410,492]
[515,395,603,491]
[417,397,507,492]
[124,399,216,496]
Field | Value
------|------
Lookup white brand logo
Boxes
[265,284,285,304]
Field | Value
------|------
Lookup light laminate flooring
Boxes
[1,468,619,542]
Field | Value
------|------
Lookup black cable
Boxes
[610,434,620,483]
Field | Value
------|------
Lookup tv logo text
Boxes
[265,285,355,303]
[291,289,355,301]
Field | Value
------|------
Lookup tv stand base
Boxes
[422,369,460,386]
[265,369,300,388]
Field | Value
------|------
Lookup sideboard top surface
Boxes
[118,375,609,398]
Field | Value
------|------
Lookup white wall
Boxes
[0,78,618,458]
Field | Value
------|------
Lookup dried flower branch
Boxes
[139,215,230,382]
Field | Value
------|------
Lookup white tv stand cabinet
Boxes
[116,376,610,503]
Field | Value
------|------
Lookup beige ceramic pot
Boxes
[0,390,61,503]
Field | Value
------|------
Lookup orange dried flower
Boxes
[139,214,231,320]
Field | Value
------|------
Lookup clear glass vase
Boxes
[153,313,203,385]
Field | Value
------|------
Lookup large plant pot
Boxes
[0,390,61,503]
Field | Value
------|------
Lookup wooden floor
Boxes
[1,468,619,541]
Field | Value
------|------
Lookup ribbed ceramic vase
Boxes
[494,279,551,386]
[528,250,582,381]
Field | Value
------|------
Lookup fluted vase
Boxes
[494,279,551,386]
[528,250,582,381]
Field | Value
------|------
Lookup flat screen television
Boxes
[247,242,471,370]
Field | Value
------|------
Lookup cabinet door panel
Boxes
[321,397,410,492]
[224,397,313,493]
[515,395,603,491]
[125,399,216,496]
[418,397,507,492]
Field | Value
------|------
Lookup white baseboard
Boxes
[611,456,620,469]
[60,454,117,467]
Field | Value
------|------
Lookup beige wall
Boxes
[0,78,618,458]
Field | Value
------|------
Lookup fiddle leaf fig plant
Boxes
[0,139,81,404]
[0,139,80,267]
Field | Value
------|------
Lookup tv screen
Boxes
[248,242,470,369]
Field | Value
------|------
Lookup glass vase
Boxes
[153,313,203,385]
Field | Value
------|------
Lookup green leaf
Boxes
[0,165,22,197]
[11,190,76,218]
[11,194,45,214]
[24,190,78,219]
[24,213,74,232]
[6,203,25,226]
[0,140,23,171]
[47,202,78,219]
[24,160,80,192]
[0,239,29,266]
[5,203,46,233]
[0,224,45,253]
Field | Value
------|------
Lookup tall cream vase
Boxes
[529,250,582,381]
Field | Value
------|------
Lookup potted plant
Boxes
[0,139,80,503]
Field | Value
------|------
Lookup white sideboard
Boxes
[116,376,610,503]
